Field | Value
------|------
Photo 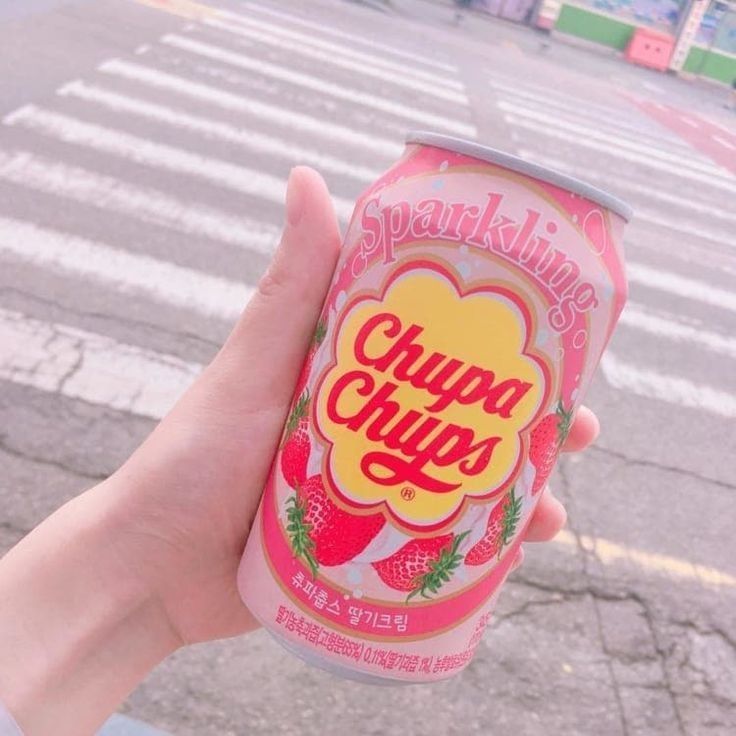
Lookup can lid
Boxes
[406,131,633,223]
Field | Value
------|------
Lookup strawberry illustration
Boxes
[280,391,311,489]
[286,474,385,573]
[465,486,522,565]
[294,318,327,399]
[372,531,470,602]
[529,402,574,496]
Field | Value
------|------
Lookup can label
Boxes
[315,261,550,532]
[239,142,627,681]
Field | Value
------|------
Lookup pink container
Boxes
[238,133,631,683]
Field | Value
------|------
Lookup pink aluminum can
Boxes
[238,132,631,684]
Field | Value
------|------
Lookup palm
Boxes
[112,373,294,643]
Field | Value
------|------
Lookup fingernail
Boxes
[286,167,305,227]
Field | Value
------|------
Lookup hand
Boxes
[0,167,600,735]
[104,166,599,645]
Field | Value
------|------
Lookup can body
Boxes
[238,139,628,683]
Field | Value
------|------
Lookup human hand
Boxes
[103,166,600,646]
[0,167,600,735]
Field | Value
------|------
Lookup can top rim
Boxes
[405,131,633,223]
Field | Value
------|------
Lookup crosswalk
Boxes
[489,70,736,419]
[0,0,734,444]
[0,2,474,424]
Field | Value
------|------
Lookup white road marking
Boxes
[214,8,463,89]
[528,149,736,271]
[627,261,736,313]
[632,207,734,251]
[99,58,401,158]
[243,2,455,72]
[499,100,730,178]
[134,44,151,55]
[620,302,736,360]
[0,150,279,252]
[3,105,354,219]
[160,34,476,137]
[713,135,736,152]
[494,89,697,156]
[505,116,736,195]
[489,76,673,137]
[553,530,736,588]
[0,217,251,321]
[517,149,736,227]
[57,80,379,183]
[629,236,736,279]
[601,352,736,419]
[0,308,200,420]
[203,16,467,104]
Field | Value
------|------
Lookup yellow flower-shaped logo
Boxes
[315,261,550,532]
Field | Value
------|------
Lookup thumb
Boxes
[200,166,342,413]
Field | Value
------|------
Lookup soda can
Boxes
[238,132,631,683]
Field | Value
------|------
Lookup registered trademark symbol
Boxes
[401,487,415,501]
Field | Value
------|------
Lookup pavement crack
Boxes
[590,595,631,736]
[632,598,688,734]
[0,436,107,482]
[56,337,85,394]
[493,592,567,622]
[0,286,221,351]
[591,445,735,491]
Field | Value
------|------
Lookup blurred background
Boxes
[0,0,734,734]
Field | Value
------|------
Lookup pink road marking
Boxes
[625,95,736,175]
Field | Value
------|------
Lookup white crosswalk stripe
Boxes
[516,150,736,227]
[631,208,734,251]
[160,34,476,136]
[242,2,456,72]
[494,73,735,420]
[627,262,736,313]
[57,80,379,183]
[498,99,721,174]
[0,150,279,251]
[0,217,251,320]
[601,352,736,419]
[519,153,736,248]
[0,308,200,420]
[620,302,736,360]
[506,115,736,194]
[215,8,463,89]
[203,17,468,104]
[3,104,355,220]
[98,59,402,158]
[489,78,691,146]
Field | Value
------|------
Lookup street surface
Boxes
[0,0,735,734]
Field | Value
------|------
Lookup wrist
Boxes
[0,486,180,735]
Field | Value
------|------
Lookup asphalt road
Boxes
[1,0,735,734]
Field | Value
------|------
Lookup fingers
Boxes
[512,488,566,573]
[561,405,600,452]
[207,167,342,410]
[512,408,598,564]
[519,407,597,552]
[524,487,567,542]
